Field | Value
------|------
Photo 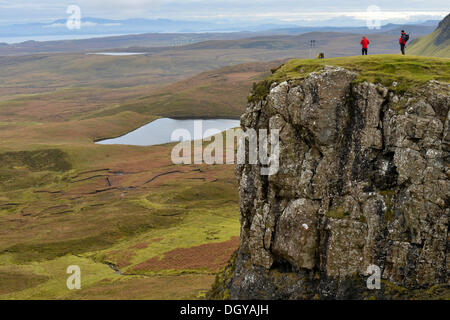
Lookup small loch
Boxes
[96,118,240,146]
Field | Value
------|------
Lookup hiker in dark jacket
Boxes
[361,36,370,55]
[399,30,408,55]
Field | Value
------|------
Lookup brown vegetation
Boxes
[132,237,239,272]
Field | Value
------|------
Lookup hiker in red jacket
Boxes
[399,30,408,55]
[361,36,370,55]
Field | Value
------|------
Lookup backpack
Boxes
[405,34,410,42]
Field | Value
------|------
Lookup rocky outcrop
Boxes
[210,66,449,299]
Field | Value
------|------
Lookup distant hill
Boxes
[186,32,394,49]
[0,17,228,37]
[270,22,437,37]
[0,17,438,54]
[0,32,258,56]
[408,14,450,58]
[420,20,442,26]
[97,60,285,119]
[0,31,401,57]
[0,17,439,40]
[177,32,401,57]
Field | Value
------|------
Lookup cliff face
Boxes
[211,66,449,299]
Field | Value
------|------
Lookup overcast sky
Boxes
[0,0,448,24]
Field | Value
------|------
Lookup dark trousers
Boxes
[400,44,405,55]
[362,48,368,55]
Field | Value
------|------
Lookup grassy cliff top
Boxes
[264,55,450,94]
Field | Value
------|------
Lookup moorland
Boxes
[0,28,445,299]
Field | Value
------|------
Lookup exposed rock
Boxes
[210,66,449,300]
[435,13,450,46]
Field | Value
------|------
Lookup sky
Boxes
[0,0,448,25]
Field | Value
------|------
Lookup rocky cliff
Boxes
[210,62,449,299]
[435,13,450,47]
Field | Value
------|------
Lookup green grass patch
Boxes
[248,80,272,103]
[380,190,396,222]
[260,55,450,97]
[3,233,118,264]
[0,270,49,295]
[326,207,350,219]
[0,149,71,172]
[93,180,240,276]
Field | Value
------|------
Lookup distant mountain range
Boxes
[0,30,402,57]
[0,17,440,41]
[267,23,438,36]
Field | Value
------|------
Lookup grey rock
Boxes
[212,66,449,300]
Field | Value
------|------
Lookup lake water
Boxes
[96,118,240,146]
[87,52,147,56]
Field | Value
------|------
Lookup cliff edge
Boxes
[210,56,450,299]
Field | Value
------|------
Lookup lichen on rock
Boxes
[210,65,449,300]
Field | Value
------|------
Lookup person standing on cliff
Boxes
[361,36,370,55]
[399,30,409,55]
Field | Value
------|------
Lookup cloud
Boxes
[76,0,162,10]
[0,0,448,24]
